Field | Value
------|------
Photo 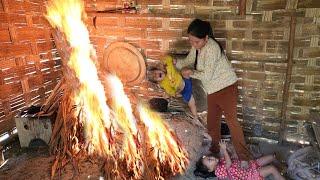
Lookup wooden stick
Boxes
[41,80,64,112]
[239,0,246,15]
[279,15,296,144]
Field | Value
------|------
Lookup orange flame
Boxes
[107,75,143,178]
[45,0,114,157]
[46,0,188,178]
[138,104,189,177]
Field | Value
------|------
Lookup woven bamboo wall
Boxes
[0,0,62,136]
[85,0,320,143]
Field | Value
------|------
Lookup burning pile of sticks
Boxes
[43,0,188,179]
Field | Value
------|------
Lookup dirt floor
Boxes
[0,110,297,180]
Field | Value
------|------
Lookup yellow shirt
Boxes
[159,56,183,96]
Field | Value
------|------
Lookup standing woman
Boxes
[175,19,250,161]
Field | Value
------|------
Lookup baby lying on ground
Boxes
[194,140,285,180]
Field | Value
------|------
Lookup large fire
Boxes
[45,0,188,179]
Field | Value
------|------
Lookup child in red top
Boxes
[194,140,285,180]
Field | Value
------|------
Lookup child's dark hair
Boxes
[187,18,224,54]
[193,155,217,178]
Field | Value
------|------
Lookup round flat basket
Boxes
[103,42,146,85]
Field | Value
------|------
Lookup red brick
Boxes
[91,26,145,38]
[126,39,161,50]
[170,18,191,29]
[89,36,106,46]
[136,0,162,5]
[95,16,119,27]
[171,0,208,5]
[147,29,181,39]
[7,0,25,13]
[0,43,32,57]
[0,28,11,43]
[28,75,44,89]
[0,82,22,99]
[24,1,42,13]
[0,13,7,24]
[125,17,162,28]
[16,27,46,41]
[10,13,27,25]
[145,49,166,59]
[86,0,117,11]
[37,42,54,52]
[125,28,146,38]
[0,0,3,12]
[32,16,50,27]
[91,26,122,36]
[0,13,27,25]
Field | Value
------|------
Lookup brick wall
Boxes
[0,0,62,135]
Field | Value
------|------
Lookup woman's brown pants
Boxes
[207,83,250,160]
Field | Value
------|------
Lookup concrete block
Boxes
[14,107,53,147]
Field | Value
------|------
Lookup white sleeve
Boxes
[175,48,196,70]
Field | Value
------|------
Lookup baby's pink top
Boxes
[215,158,263,180]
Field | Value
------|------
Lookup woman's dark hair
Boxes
[187,18,224,53]
[187,19,214,39]
[193,156,217,178]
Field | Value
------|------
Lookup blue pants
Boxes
[181,78,192,103]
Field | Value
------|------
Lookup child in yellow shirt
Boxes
[149,56,198,119]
